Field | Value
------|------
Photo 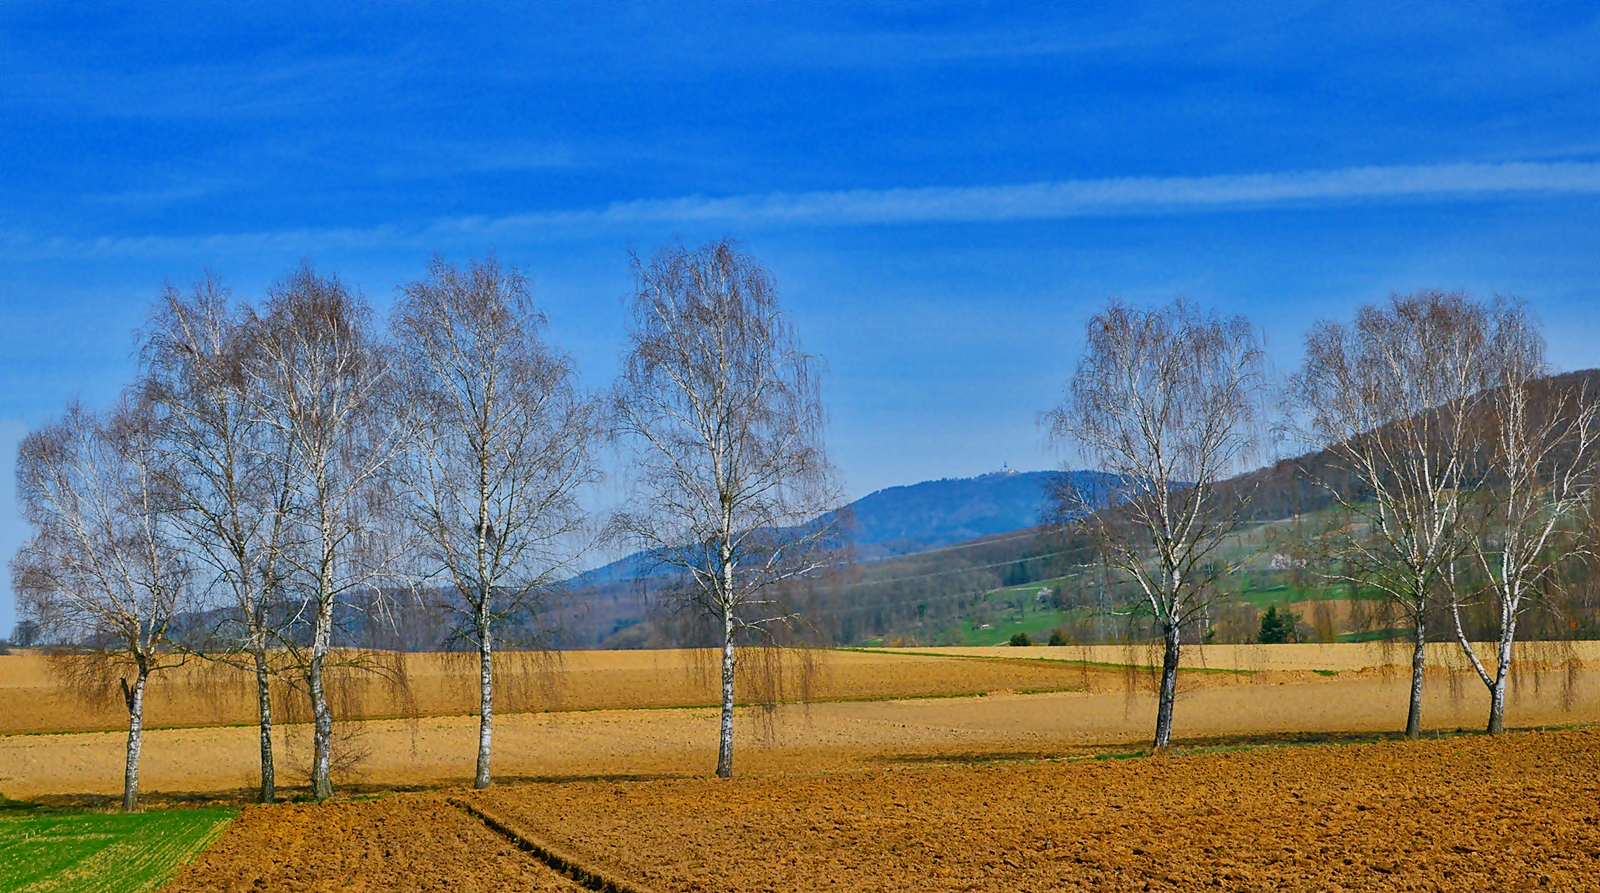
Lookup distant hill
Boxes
[833,470,1119,560]
[1225,367,1600,523]
[575,469,1115,585]
[563,469,1113,647]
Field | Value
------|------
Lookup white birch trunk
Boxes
[1153,621,1180,750]
[717,600,736,779]
[1405,597,1427,740]
[1450,594,1513,735]
[1489,609,1516,735]
[253,645,275,803]
[309,574,335,800]
[122,668,148,812]
[474,459,494,790]
[475,610,494,789]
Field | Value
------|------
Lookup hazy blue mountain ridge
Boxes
[834,470,1119,559]
[575,469,1116,585]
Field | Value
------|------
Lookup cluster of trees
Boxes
[1048,292,1599,748]
[15,244,1592,805]
[12,238,843,809]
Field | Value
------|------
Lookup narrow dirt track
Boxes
[166,729,1600,893]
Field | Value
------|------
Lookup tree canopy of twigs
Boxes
[11,399,194,811]
[1288,290,1495,740]
[611,239,845,778]
[1045,298,1269,750]
[392,255,604,789]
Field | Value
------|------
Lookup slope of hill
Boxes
[575,369,1600,648]
[563,469,1109,646]
[576,469,1115,587]
[836,469,1117,559]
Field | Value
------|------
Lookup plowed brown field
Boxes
[162,797,583,893]
[166,728,1600,893]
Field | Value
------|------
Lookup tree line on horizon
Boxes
[10,237,1600,811]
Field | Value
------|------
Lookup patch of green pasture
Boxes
[948,581,1086,645]
[957,613,1068,646]
[0,796,233,893]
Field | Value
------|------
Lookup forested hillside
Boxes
[578,368,1600,649]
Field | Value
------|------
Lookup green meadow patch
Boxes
[0,795,232,893]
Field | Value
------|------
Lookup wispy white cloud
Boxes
[471,161,1600,230]
[8,161,1600,260]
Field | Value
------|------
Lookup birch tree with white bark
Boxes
[11,400,193,812]
[392,256,602,789]
[250,264,412,800]
[1450,300,1599,734]
[140,275,299,803]
[611,239,844,778]
[1289,291,1493,740]
[1045,298,1268,750]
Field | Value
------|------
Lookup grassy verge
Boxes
[0,795,233,893]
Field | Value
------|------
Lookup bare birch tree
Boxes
[1450,300,1600,734]
[1289,291,1492,740]
[392,256,602,789]
[250,264,411,800]
[612,239,844,778]
[11,400,193,811]
[140,275,299,803]
[1045,298,1268,750]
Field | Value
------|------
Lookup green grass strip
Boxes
[0,796,233,893]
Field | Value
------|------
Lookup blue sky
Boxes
[4,2,1600,632]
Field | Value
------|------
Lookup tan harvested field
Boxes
[0,646,1115,735]
[167,728,1600,892]
[9,641,1594,736]
[5,645,1600,802]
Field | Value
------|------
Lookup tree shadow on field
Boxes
[488,771,696,786]
[22,772,707,810]
[25,790,252,810]
[870,728,1517,768]
[1152,726,1567,753]
[27,783,426,810]
[878,748,1101,765]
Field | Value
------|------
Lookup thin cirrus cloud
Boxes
[9,160,1600,260]
[472,161,1600,229]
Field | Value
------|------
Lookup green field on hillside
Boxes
[0,796,232,893]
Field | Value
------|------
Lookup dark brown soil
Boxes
[473,728,1600,892]
[162,796,583,892]
[166,729,1600,892]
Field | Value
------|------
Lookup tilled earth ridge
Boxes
[473,728,1600,893]
[161,797,585,893]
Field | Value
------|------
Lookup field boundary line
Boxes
[848,647,1258,674]
[449,797,657,893]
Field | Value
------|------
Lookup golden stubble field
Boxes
[4,643,1600,802]
[166,729,1600,892]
